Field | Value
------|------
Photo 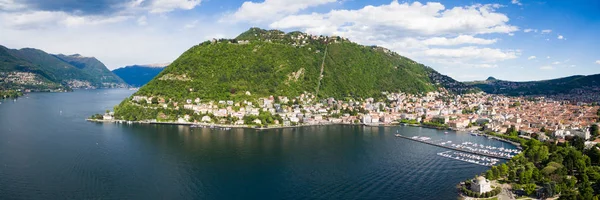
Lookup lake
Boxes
[0,89,515,199]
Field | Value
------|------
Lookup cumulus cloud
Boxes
[511,0,522,6]
[146,0,202,13]
[0,11,130,29]
[541,29,552,34]
[422,35,497,46]
[528,56,536,60]
[596,60,600,65]
[557,34,564,40]
[0,0,28,11]
[552,61,561,65]
[540,66,553,70]
[423,46,519,62]
[523,29,537,33]
[225,0,337,22]
[183,20,198,29]
[270,2,518,37]
[137,15,147,25]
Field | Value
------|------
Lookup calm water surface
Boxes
[0,89,514,199]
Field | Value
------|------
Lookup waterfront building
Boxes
[471,176,492,194]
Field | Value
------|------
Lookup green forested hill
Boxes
[54,54,125,84]
[134,28,474,102]
[0,45,125,90]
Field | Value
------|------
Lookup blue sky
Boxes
[0,0,598,81]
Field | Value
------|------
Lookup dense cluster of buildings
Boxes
[0,72,45,86]
[126,90,599,141]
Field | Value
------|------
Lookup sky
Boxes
[0,0,599,81]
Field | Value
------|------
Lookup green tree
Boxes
[591,124,599,136]
[523,183,536,196]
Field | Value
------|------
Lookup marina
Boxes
[395,134,520,160]
[437,151,499,166]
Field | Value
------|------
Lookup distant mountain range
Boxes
[466,74,600,101]
[0,45,126,91]
[112,64,167,87]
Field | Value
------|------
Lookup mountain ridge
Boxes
[0,45,126,91]
[112,64,167,87]
[465,74,600,101]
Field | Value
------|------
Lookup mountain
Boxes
[0,45,126,91]
[112,64,167,87]
[466,74,600,101]
[54,54,125,85]
[130,28,476,103]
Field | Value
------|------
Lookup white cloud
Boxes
[183,20,198,29]
[422,35,497,46]
[225,0,337,23]
[540,65,553,70]
[523,29,537,33]
[123,0,202,14]
[0,0,27,11]
[552,61,561,65]
[148,0,202,13]
[423,46,519,62]
[557,34,564,40]
[137,16,147,26]
[528,56,536,60]
[511,0,523,6]
[541,29,552,34]
[596,60,600,64]
[546,56,551,59]
[270,2,518,37]
[0,11,130,29]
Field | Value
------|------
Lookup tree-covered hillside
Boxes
[133,28,475,102]
[54,54,125,85]
[0,45,125,91]
[466,75,600,101]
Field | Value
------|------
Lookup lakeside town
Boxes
[99,89,600,143]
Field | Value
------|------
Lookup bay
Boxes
[0,89,514,199]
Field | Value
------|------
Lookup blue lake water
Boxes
[0,89,515,199]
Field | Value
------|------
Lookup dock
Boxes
[395,134,513,160]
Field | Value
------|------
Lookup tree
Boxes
[500,164,509,177]
[523,183,536,196]
[542,182,557,197]
[486,170,496,180]
[591,124,599,136]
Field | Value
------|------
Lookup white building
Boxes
[471,176,492,194]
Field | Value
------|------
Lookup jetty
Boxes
[395,134,514,160]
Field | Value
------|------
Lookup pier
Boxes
[395,134,514,160]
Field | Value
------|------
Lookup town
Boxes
[106,89,600,143]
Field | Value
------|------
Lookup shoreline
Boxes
[86,118,521,149]
[87,119,433,130]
